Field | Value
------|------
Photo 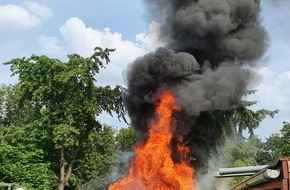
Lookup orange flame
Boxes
[109,91,195,190]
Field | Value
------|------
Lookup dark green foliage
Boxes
[213,96,278,142]
[0,126,57,189]
[0,84,21,127]
[65,125,116,190]
[213,120,290,189]
[226,140,258,186]
[256,121,290,164]
[279,121,290,156]
[116,127,138,152]
[96,85,127,122]
[194,93,278,170]
[217,121,290,187]
[1,47,126,189]
[219,136,269,187]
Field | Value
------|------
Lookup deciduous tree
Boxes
[4,47,125,190]
[116,127,137,152]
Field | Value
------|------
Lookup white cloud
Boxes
[257,66,276,78]
[257,1,290,134]
[0,2,52,30]
[278,71,290,80]
[59,17,144,57]
[0,4,40,29]
[251,69,290,111]
[254,84,287,111]
[38,36,65,56]
[58,17,146,85]
[37,17,161,86]
[136,21,167,51]
[249,68,290,137]
[24,1,53,19]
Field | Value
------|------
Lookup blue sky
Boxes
[0,0,289,139]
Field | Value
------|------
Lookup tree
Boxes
[116,127,138,152]
[224,136,263,186]
[66,124,116,189]
[257,121,290,163]
[215,121,290,188]
[0,84,20,126]
[279,121,290,156]
[188,91,278,169]
[4,47,126,190]
[213,92,278,141]
[0,126,57,189]
[1,85,57,189]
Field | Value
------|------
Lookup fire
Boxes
[109,91,195,190]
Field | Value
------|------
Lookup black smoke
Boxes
[123,0,267,169]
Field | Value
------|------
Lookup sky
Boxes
[0,0,289,139]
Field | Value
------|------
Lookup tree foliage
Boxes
[213,94,278,142]
[0,84,21,126]
[116,127,138,152]
[215,121,290,188]
[193,91,278,169]
[0,126,57,189]
[279,121,290,156]
[256,121,290,164]
[2,47,126,190]
[225,136,264,186]
[65,124,116,190]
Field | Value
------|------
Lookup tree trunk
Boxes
[58,145,65,190]
[57,131,89,190]
[58,182,65,190]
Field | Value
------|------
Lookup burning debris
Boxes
[110,0,267,189]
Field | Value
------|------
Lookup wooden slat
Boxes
[249,181,282,190]
[281,159,290,190]
[282,179,288,190]
[282,160,289,179]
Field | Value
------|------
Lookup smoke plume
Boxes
[124,0,267,169]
